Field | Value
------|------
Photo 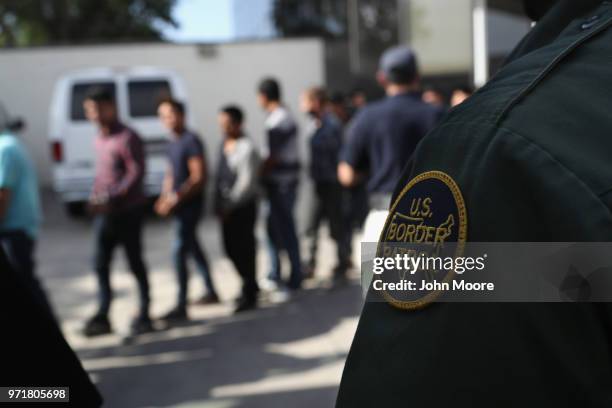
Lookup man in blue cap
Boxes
[338,45,443,247]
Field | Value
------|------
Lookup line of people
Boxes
[80,77,373,337]
[0,45,462,339]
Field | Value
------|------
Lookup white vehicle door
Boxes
[63,80,116,180]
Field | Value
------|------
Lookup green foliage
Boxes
[0,0,178,47]
[272,0,348,38]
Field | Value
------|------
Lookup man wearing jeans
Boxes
[257,77,302,292]
[82,87,152,337]
[0,128,51,318]
[156,99,219,322]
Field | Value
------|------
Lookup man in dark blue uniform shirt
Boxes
[338,46,443,245]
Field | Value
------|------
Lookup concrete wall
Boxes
[403,0,473,75]
[398,0,530,77]
[0,38,325,186]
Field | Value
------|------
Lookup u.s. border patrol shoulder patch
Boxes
[376,171,467,310]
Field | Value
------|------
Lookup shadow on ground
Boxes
[80,283,362,408]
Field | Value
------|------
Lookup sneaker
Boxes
[259,279,280,292]
[194,293,220,305]
[130,315,154,336]
[82,314,112,337]
[269,288,291,303]
[159,307,188,323]
[234,298,257,314]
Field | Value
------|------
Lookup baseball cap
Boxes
[379,46,419,84]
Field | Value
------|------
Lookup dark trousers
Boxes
[221,201,259,302]
[306,181,351,273]
[265,181,302,289]
[173,214,217,308]
[93,209,150,319]
[1,230,55,319]
[348,182,369,230]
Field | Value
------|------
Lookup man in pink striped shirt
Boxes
[82,87,152,337]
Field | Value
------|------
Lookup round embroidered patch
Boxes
[376,171,467,310]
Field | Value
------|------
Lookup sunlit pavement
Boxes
[37,191,363,408]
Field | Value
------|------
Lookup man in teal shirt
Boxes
[0,131,51,316]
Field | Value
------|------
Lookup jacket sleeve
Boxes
[226,143,261,210]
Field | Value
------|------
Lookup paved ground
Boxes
[37,192,363,408]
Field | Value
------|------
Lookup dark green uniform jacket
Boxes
[337,1,612,406]
[0,247,103,407]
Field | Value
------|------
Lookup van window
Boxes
[128,80,172,118]
[70,82,116,121]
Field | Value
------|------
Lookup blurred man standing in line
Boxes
[450,85,475,107]
[329,92,351,125]
[215,105,260,313]
[156,99,219,322]
[301,87,350,281]
[257,78,302,293]
[422,85,447,108]
[338,46,443,245]
[348,88,367,119]
[338,90,370,233]
[83,88,152,337]
[329,91,362,256]
[0,123,51,317]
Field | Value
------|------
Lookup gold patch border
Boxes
[376,170,468,311]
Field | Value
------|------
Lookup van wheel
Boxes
[65,202,86,217]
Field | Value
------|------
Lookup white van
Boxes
[49,67,191,216]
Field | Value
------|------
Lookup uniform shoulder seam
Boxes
[495,13,612,125]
